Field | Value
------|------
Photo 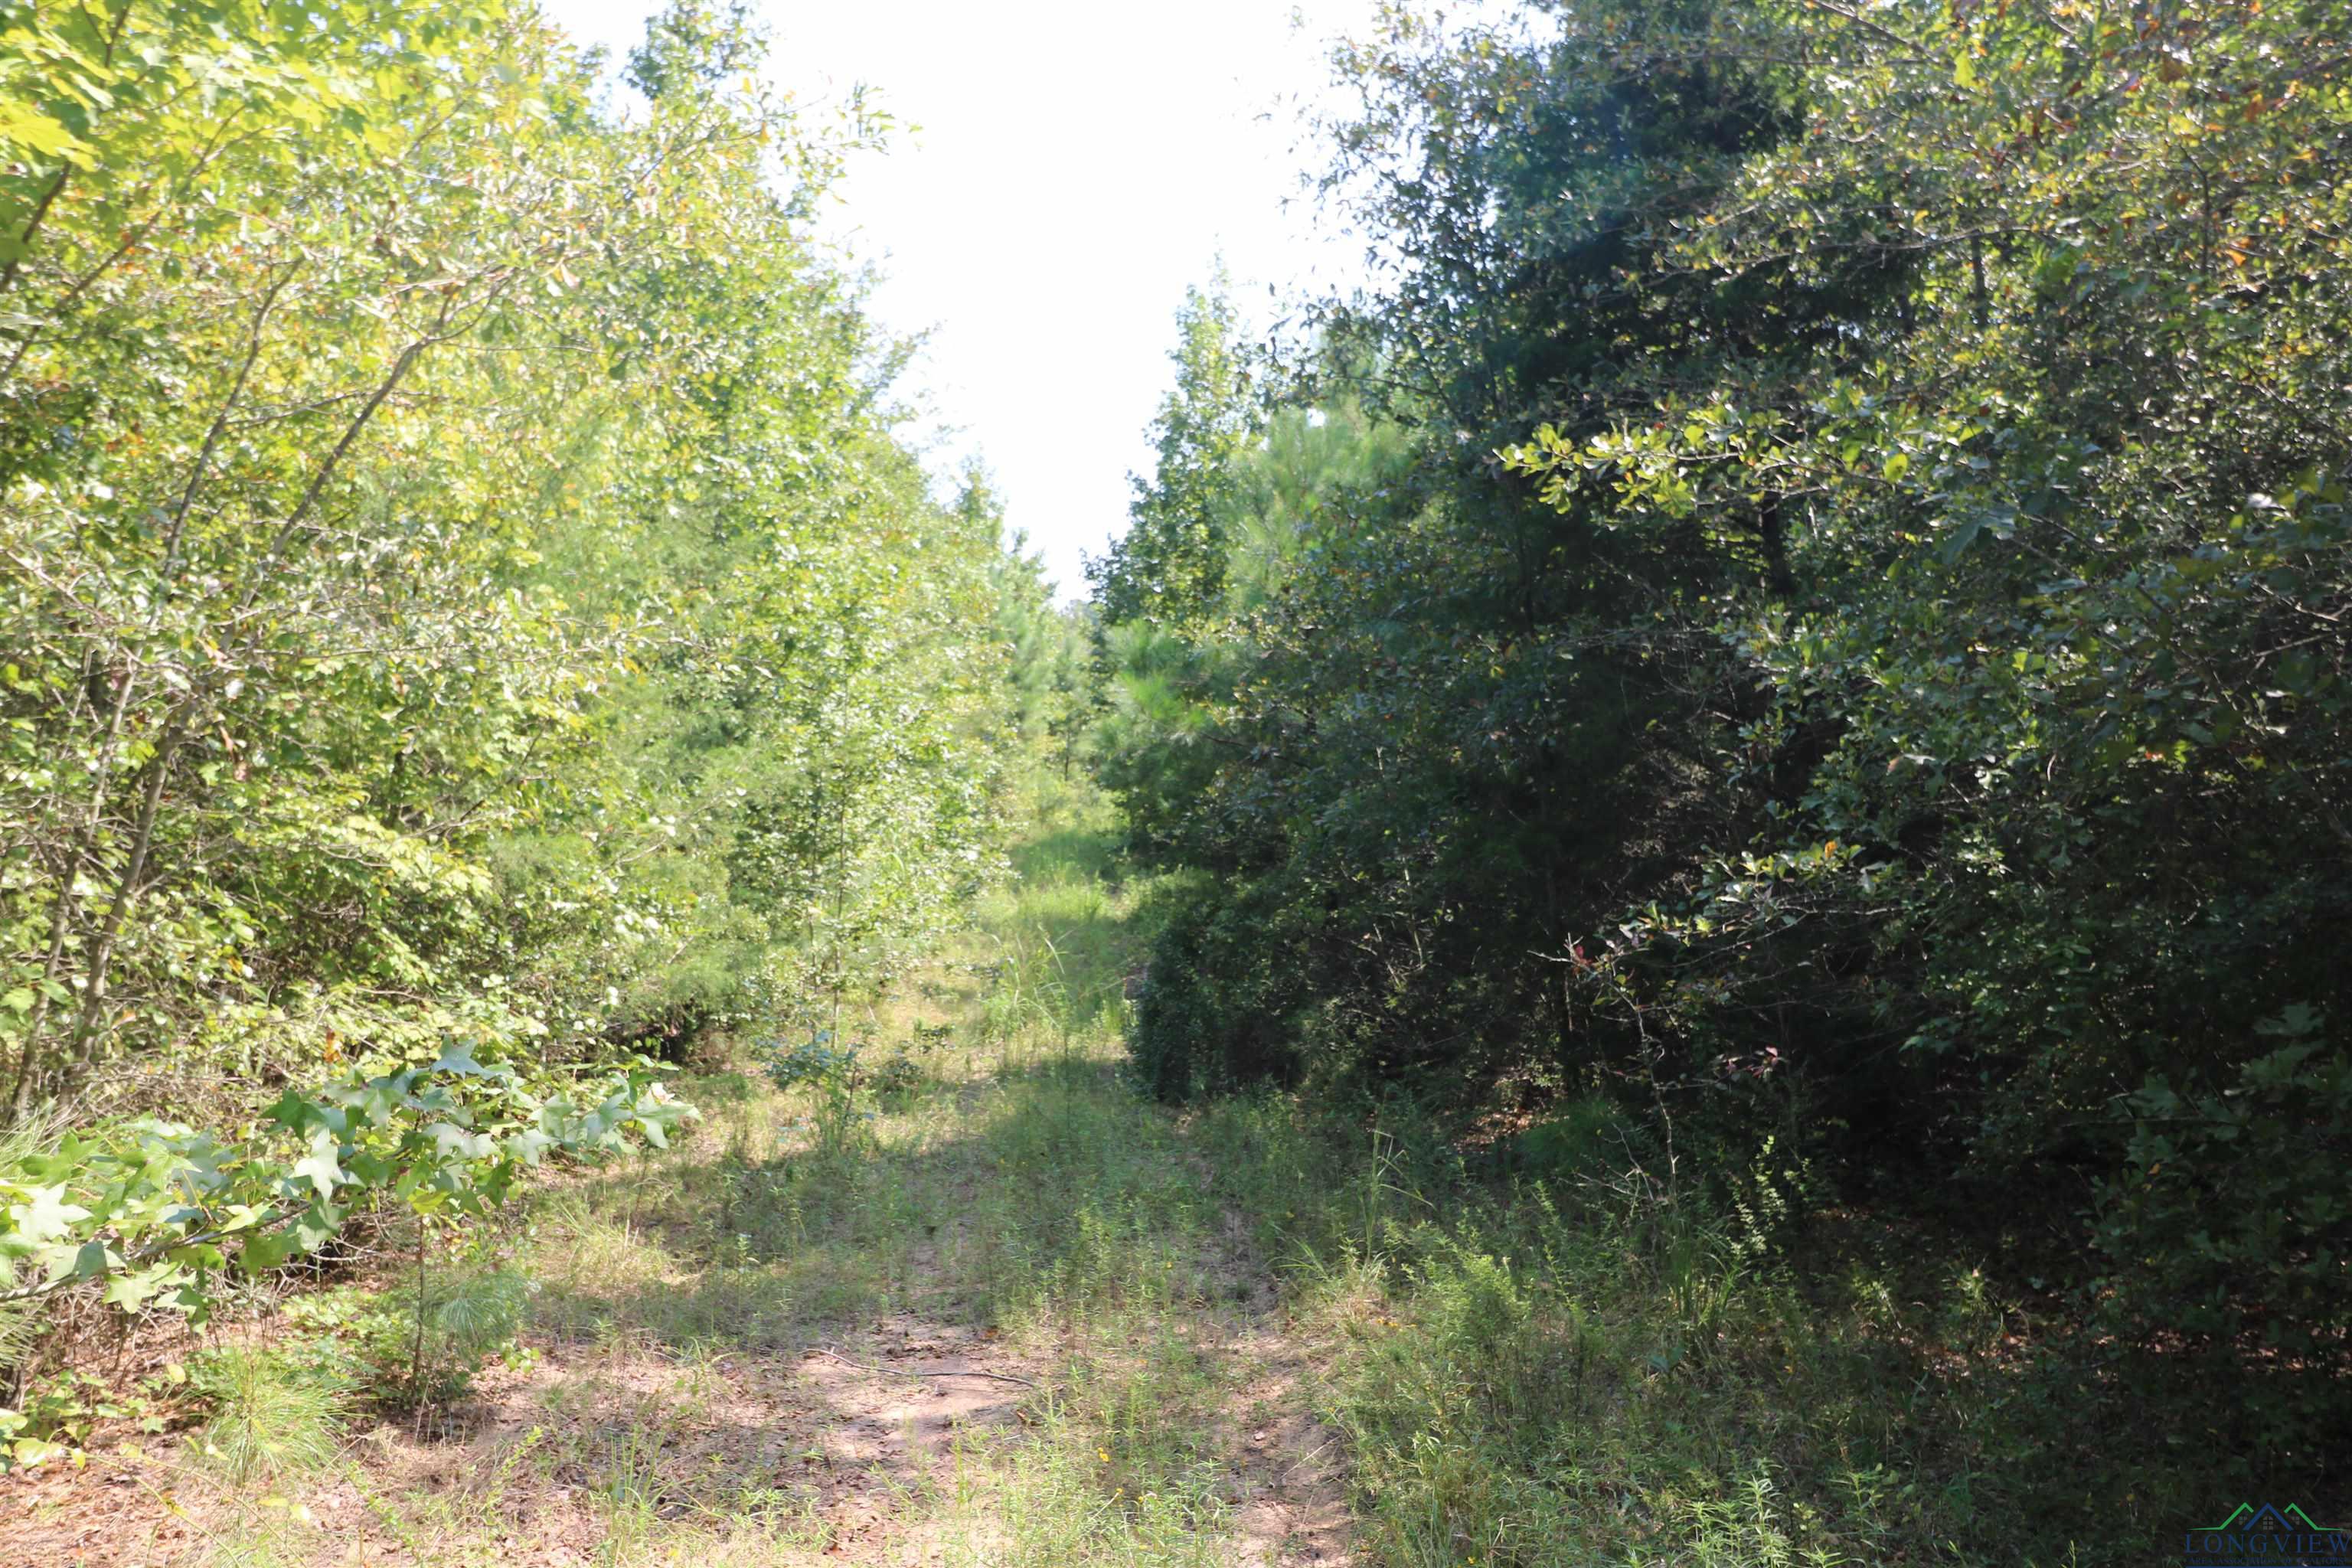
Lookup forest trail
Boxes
[8,780,1357,1567]
[8,2,2337,1562]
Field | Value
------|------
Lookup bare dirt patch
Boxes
[1225,1322,1354,1568]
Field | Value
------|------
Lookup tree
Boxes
[1094,0,2352,1400]
[1088,279,1260,629]
[0,0,1035,1118]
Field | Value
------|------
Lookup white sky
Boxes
[538,0,1384,601]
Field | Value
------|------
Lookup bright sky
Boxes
[539,0,1383,600]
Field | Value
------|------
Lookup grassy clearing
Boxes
[39,771,1277,1568]
[24,768,2245,1567]
[1191,1080,2286,1568]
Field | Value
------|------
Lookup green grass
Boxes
[1183,1080,2285,1568]
[109,762,2247,1568]
[156,766,1248,1567]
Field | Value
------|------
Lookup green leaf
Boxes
[0,109,87,159]
[426,1122,492,1161]
[290,1131,345,1197]
[103,1263,183,1312]
[240,1230,300,1274]
[7,1184,91,1246]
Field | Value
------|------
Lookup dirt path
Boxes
[7,791,1365,1567]
[779,1247,1357,1567]
[1223,1324,1355,1567]
[211,1094,1341,1563]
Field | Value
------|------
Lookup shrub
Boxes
[188,1347,348,1486]
[1129,887,1303,1099]
[2095,1007,2352,1383]
[358,1266,533,1410]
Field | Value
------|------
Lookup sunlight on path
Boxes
[37,778,1359,1567]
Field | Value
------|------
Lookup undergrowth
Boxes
[1194,1083,2324,1568]
[144,766,1236,1567]
[17,769,2282,1567]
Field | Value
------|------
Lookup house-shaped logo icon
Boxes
[2184,1503,2352,1567]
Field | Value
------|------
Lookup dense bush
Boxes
[1093,0,2352,1392]
[0,0,1052,1124]
[0,0,1064,1454]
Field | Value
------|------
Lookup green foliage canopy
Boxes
[0,0,1060,1364]
[1096,0,2352,1390]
